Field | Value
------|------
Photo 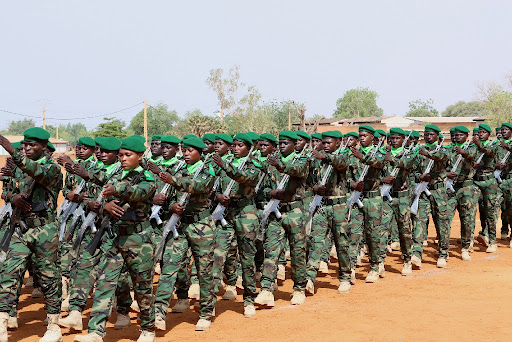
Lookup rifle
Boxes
[410,136,445,215]
[444,141,470,193]
[347,138,385,221]
[257,146,307,240]
[208,156,233,207]
[305,141,349,232]
[149,160,186,225]
[495,150,511,183]
[85,164,149,255]
[211,146,254,226]
[380,133,414,202]
[154,153,212,265]
[0,202,12,224]
[72,163,122,251]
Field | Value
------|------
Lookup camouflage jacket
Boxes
[62,156,96,199]
[154,158,185,222]
[216,157,261,205]
[83,162,122,211]
[253,155,273,204]
[264,152,309,203]
[411,143,448,185]
[381,147,415,192]
[347,146,385,192]
[446,143,477,182]
[497,138,512,179]
[317,150,349,197]
[475,139,498,176]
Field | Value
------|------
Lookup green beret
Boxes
[311,133,323,140]
[77,137,96,147]
[233,133,253,146]
[120,136,146,153]
[322,130,343,139]
[358,125,375,135]
[215,133,233,144]
[496,127,502,132]
[160,135,181,145]
[183,134,198,140]
[47,142,55,152]
[202,133,216,144]
[132,135,146,143]
[279,130,299,141]
[295,130,311,140]
[11,141,22,150]
[376,129,386,137]
[345,132,359,139]
[24,127,50,143]
[258,133,278,144]
[411,130,420,138]
[246,132,260,142]
[502,123,512,131]
[479,124,492,133]
[151,135,163,141]
[473,127,480,133]
[453,126,470,134]
[183,137,206,150]
[98,137,122,151]
[404,130,411,136]
[424,124,441,133]
[449,127,456,133]
[389,127,406,136]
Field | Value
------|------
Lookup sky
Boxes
[1,0,511,130]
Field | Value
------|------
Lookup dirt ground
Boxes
[7,211,512,342]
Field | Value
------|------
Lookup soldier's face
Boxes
[279,139,295,156]
[347,137,358,148]
[118,149,142,170]
[161,144,177,159]
[203,141,215,154]
[82,146,95,160]
[183,147,201,164]
[295,138,308,152]
[258,141,275,156]
[359,131,373,147]
[478,129,490,141]
[214,140,230,156]
[497,130,503,139]
[312,138,322,150]
[322,138,338,153]
[424,132,438,144]
[454,132,467,143]
[233,140,249,158]
[19,144,25,156]
[390,134,404,148]
[95,145,101,158]
[150,141,162,155]
[502,127,512,139]
[100,149,119,165]
[24,141,45,160]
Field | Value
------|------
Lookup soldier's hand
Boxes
[381,175,395,185]
[88,201,101,213]
[212,153,224,167]
[102,184,115,197]
[311,149,327,161]
[147,161,161,175]
[73,163,89,180]
[72,192,86,203]
[153,193,166,206]
[105,200,124,219]
[419,173,431,182]
[5,157,15,171]
[351,181,364,192]
[472,135,480,145]
[454,146,465,156]
[384,152,393,163]
[13,194,32,212]
[418,148,429,157]
[0,135,14,155]
[473,162,480,169]
[446,171,457,179]
[313,185,327,196]
[217,194,230,207]
[64,162,75,174]
[57,154,73,166]
[270,189,285,200]
[66,191,76,202]
[385,144,392,152]
[267,155,278,167]
[159,172,173,185]
[171,203,184,216]
[495,162,505,170]
[350,147,363,160]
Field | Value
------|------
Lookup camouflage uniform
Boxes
[496,138,512,237]
[260,152,309,292]
[0,151,63,316]
[86,166,157,337]
[153,160,216,321]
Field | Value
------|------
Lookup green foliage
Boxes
[169,109,227,138]
[94,117,131,139]
[1,119,36,135]
[57,123,90,145]
[478,82,512,127]
[405,99,439,117]
[333,87,383,119]
[441,101,487,117]
[128,103,179,137]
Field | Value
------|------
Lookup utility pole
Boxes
[144,100,148,147]
[288,106,291,130]
[56,124,59,139]
[43,106,46,129]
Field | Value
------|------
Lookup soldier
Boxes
[73,136,157,342]
[295,130,311,153]
[149,135,163,165]
[255,130,309,307]
[202,133,216,155]
[495,123,512,248]
[311,133,323,151]
[211,133,261,318]
[495,126,509,240]
[0,128,64,342]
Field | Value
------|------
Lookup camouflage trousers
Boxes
[58,214,83,279]
[500,177,512,234]
[260,203,307,292]
[450,182,478,250]
[380,200,394,261]
[383,191,413,262]
[412,186,451,259]
[348,193,385,272]
[87,223,155,337]
[0,219,61,315]
[474,175,499,243]
[154,212,216,320]
[306,197,351,283]
[212,202,258,305]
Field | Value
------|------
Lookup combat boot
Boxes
[486,244,497,253]
[195,319,211,331]
[235,275,244,290]
[58,310,83,331]
[411,255,422,269]
[277,264,286,281]
[318,261,329,275]
[0,312,9,342]
[337,281,351,294]
[365,270,379,283]
[130,292,140,313]
[244,304,256,318]
[378,262,386,278]
[305,279,315,295]
[401,262,412,276]
[137,330,155,342]
[350,269,356,285]
[39,314,63,342]
[114,314,130,330]
[188,283,200,300]
[155,316,166,331]
[7,316,17,330]
[254,290,274,308]
[461,249,471,261]
[73,333,103,342]
[290,290,306,305]
[436,258,447,268]
[222,285,237,301]
[390,241,400,251]
[477,234,489,247]
[172,299,190,313]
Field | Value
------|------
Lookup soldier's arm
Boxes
[168,172,214,194]
[283,158,309,178]
[113,179,157,202]
[329,153,349,172]
[221,162,260,186]
[477,141,498,157]
[12,150,61,188]
[363,152,384,169]
[425,148,448,162]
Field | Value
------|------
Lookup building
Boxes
[0,135,68,155]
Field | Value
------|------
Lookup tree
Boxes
[58,123,90,145]
[441,101,487,117]
[129,103,179,137]
[405,99,439,117]
[477,81,512,126]
[333,87,383,119]
[94,117,131,139]
[169,109,227,138]
[1,119,36,135]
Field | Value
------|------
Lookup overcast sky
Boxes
[1,0,511,130]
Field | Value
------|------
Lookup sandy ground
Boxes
[7,211,512,342]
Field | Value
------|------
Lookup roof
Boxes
[3,135,68,144]
[401,116,486,123]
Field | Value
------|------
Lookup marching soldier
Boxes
[496,123,512,248]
